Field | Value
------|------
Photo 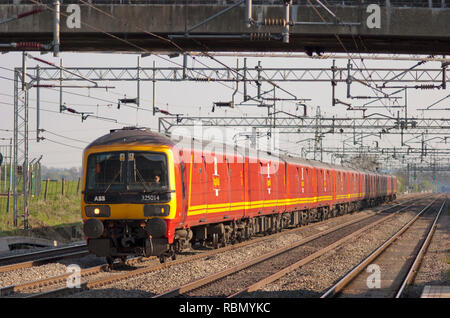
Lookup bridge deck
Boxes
[1,2,449,54]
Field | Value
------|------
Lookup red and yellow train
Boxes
[81,127,397,263]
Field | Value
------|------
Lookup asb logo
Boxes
[94,195,105,202]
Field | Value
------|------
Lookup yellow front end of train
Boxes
[81,140,178,262]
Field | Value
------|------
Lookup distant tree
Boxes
[418,180,432,192]
[41,165,81,181]
[396,175,405,193]
[342,154,380,172]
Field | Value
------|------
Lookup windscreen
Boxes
[86,152,125,192]
[86,151,168,192]
[127,152,168,191]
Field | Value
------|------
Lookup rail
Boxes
[321,196,444,298]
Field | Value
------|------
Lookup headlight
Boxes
[85,205,111,217]
[144,204,170,217]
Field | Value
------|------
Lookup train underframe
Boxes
[173,194,395,260]
[87,195,395,265]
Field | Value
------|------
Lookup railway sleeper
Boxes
[171,198,385,256]
[88,197,387,264]
[176,207,334,253]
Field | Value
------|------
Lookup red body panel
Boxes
[169,144,397,243]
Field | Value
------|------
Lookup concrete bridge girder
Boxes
[0,4,449,54]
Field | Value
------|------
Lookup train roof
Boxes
[278,154,368,174]
[86,127,388,176]
[85,127,175,149]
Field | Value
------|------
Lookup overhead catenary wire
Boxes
[3,5,246,117]
[1,64,198,121]
[2,65,163,114]
[4,2,448,167]
[43,137,84,150]
[74,0,284,116]
[22,0,252,118]
[28,0,237,93]
[0,100,135,126]
[304,0,394,114]
[32,0,298,109]
[40,129,88,144]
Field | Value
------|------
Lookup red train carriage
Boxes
[81,128,397,263]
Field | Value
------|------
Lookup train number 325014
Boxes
[141,194,160,201]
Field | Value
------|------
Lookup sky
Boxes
[0,51,448,169]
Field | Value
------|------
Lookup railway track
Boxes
[0,195,427,298]
[153,196,436,298]
[0,243,89,274]
[321,195,446,298]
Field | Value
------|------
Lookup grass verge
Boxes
[0,194,83,243]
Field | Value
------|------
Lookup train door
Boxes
[352,173,357,200]
[276,161,285,212]
[364,174,368,199]
[344,172,348,199]
[243,155,249,217]
[248,158,264,217]
[228,154,245,219]
[325,169,332,202]
[308,167,318,207]
[292,165,301,210]
[371,174,375,198]
[186,151,208,224]
[300,166,305,201]
[376,175,380,198]
[331,169,336,202]
[348,172,351,200]
[321,169,328,204]
[336,171,341,202]
[357,173,360,198]
[385,176,388,197]
[316,168,323,207]
[360,174,363,199]
[178,152,188,225]
[204,153,230,222]
[262,160,277,215]
[387,176,391,196]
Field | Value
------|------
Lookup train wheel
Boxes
[212,233,219,249]
[221,239,227,248]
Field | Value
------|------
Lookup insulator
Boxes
[16,42,43,49]
[418,84,435,89]
[192,77,213,82]
[250,33,271,41]
[263,18,286,26]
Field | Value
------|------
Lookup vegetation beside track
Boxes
[0,180,83,242]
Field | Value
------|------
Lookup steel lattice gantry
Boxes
[157,116,450,136]
[32,65,449,84]
[13,67,30,228]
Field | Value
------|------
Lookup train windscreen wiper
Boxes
[133,165,151,192]
[104,170,122,194]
